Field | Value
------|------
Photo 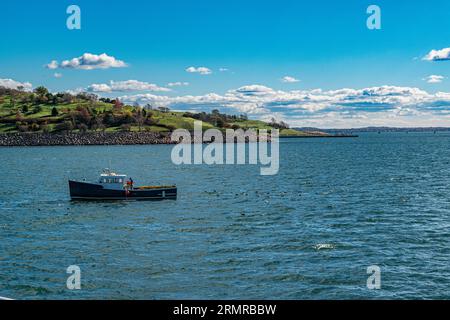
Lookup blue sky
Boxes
[2,0,450,127]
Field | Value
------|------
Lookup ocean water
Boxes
[1,132,450,299]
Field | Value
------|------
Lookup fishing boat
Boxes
[69,169,177,200]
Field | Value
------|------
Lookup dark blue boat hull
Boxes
[69,180,177,200]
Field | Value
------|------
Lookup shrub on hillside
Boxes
[30,123,40,131]
[103,112,115,126]
[78,123,88,133]
[51,107,58,117]
[32,105,43,114]
[16,122,28,132]
[54,121,73,132]
[145,116,157,126]
[41,124,50,133]
[165,124,176,132]
[120,124,131,132]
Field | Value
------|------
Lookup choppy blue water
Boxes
[1,132,450,299]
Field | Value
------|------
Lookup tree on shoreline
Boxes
[51,107,58,117]
[114,98,123,112]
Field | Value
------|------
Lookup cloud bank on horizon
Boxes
[3,76,450,128]
[117,84,450,128]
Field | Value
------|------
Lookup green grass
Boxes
[152,111,215,130]
[230,120,272,130]
[146,125,169,132]
[280,129,308,136]
[0,123,15,133]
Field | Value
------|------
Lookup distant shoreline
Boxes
[280,134,358,138]
[295,127,450,133]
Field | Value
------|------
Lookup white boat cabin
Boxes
[98,169,128,190]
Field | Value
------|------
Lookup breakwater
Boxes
[0,132,175,146]
[0,131,343,147]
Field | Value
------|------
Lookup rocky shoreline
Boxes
[0,131,340,146]
[0,132,176,147]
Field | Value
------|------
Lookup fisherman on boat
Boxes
[126,177,134,189]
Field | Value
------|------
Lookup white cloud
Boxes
[281,76,300,83]
[53,73,63,78]
[233,84,275,96]
[46,53,128,70]
[423,47,450,61]
[219,68,229,72]
[0,78,32,91]
[186,66,212,75]
[46,60,59,69]
[167,82,189,87]
[87,80,170,92]
[88,83,112,92]
[117,84,450,128]
[65,87,85,95]
[424,75,444,83]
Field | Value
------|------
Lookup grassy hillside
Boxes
[0,86,320,136]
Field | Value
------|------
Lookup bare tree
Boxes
[135,107,144,132]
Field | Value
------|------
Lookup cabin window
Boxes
[101,177,125,183]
